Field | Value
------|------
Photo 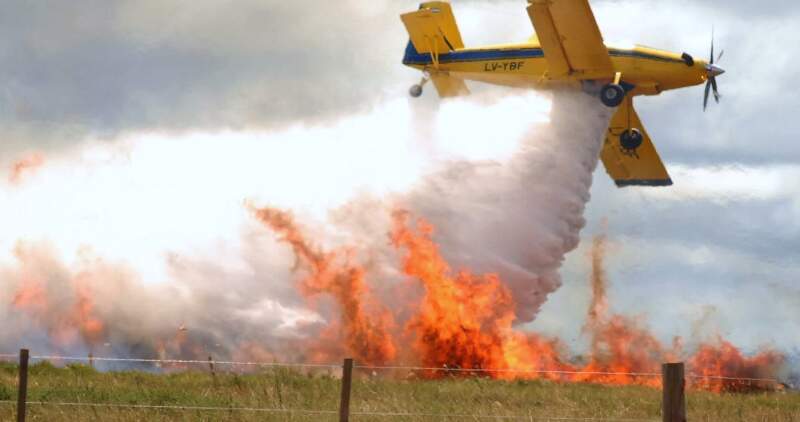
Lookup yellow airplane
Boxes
[401,1,725,187]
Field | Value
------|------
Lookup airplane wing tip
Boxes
[614,178,673,188]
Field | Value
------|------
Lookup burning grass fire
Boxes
[2,204,788,393]
[249,205,785,392]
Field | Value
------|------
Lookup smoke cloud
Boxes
[0,89,611,359]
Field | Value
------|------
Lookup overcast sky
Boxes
[1,0,798,358]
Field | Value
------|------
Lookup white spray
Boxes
[0,89,612,359]
[399,90,613,322]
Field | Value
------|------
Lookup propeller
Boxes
[704,28,725,111]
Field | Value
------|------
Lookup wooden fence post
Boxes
[88,352,94,369]
[208,355,216,383]
[339,358,354,422]
[17,349,29,422]
[662,362,686,422]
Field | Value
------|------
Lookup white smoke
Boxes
[0,89,611,359]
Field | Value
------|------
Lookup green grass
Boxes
[0,362,798,421]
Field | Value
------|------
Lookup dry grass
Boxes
[0,361,798,421]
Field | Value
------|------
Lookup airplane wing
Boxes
[526,0,614,79]
[601,99,673,187]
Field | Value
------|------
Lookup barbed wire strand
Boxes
[0,352,779,383]
[351,409,658,421]
[356,364,779,383]
[685,374,779,383]
[28,355,341,369]
[0,400,336,414]
[0,401,658,420]
[356,364,661,378]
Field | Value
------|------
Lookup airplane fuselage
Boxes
[402,41,710,97]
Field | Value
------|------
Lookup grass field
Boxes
[1,362,798,421]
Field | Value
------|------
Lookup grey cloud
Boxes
[557,171,800,352]
[586,178,800,272]
[0,0,414,158]
[4,0,798,167]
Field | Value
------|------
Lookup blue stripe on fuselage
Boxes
[402,40,683,66]
[402,41,543,65]
[606,49,684,64]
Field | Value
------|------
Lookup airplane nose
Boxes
[706,64,725,77]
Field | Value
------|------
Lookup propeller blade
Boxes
[710,27,715,63]
[711,77,720,103]
[703,27,723,110]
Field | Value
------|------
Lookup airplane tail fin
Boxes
[401,2,464,55]
[401,2,469,98]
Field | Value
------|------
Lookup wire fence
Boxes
[0,400,338,415]
[0,401,660,421]
[28,354,341,369]
[1,350,794,421]
[0,352,781,384]
[357,364,663,378]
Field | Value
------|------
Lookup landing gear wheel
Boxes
[620,128,644,151]
[409,84,423,98]
[600,83,625,107]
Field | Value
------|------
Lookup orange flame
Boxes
[690,339,784,392]
[8,153,44,184]
[72,275,106,345]
[12,279,48,312]
[251,206,396,366]
[577,234,784,391]
[388,212,784,390]
[575,234,665,386]
[9,245,107,350]
[11,278,106,349]
[390,210,571,378]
